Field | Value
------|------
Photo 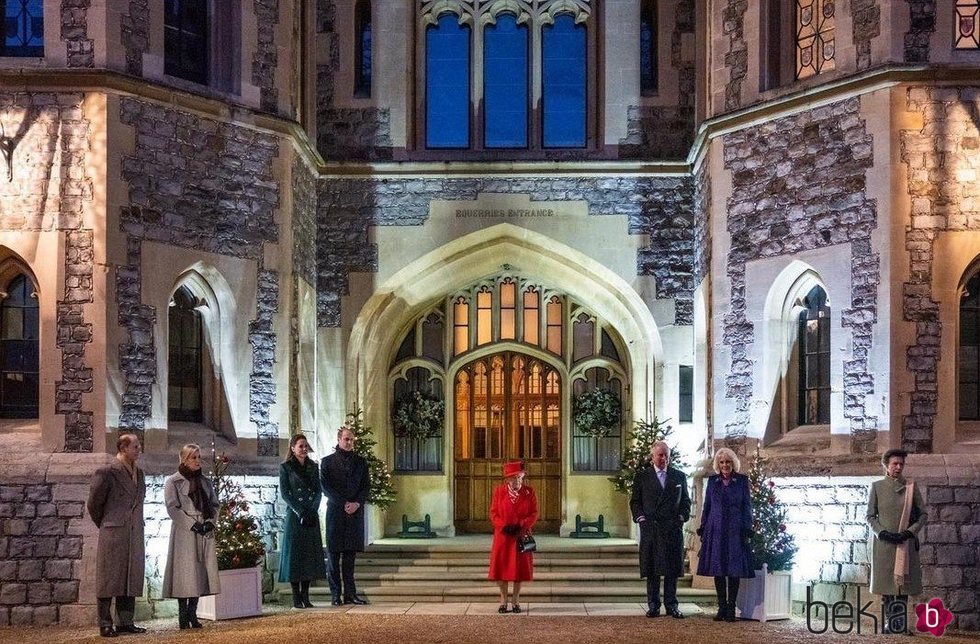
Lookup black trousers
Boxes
[646,575,678,611]
[882,594,909,634]
[329,551,357,598]
[97,596,136,628]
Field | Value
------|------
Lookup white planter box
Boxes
[735,563,792,622]
[197,566,263,620]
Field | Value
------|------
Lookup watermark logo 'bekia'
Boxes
[915,598,953,637]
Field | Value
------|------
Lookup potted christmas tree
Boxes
[197,452,266,620]
[734,452,798,622]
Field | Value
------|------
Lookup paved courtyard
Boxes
[0,603,975,644]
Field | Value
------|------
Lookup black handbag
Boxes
[517,533,536,553]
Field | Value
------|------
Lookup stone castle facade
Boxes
[0,0,977,630]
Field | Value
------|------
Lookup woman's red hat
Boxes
[503,460,525,478]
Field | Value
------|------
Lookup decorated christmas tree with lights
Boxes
[746,452,797,572]
[210,453,266,570]
[610,417,684,495]
[344,407,397,510]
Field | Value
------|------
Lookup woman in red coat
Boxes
[488,460,538,613]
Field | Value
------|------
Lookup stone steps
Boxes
[277,541,717,606]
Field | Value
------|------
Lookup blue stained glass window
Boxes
[542,14,586,148]
[484,13,528,148]
[426,13,471,149]
[2,0,44,57]
[640,1,657,94]
[354,0,372,97]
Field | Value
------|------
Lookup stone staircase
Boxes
[280,538,716,606]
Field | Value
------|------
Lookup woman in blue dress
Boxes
[696,447,755,622]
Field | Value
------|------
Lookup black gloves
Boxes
[191,522,206,535]
[695,527,703,537]
[502,524,520,536]
[878,530,903,544]
[202,520,216,534]
[901,530,915,542]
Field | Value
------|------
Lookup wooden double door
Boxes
[453,351,561,533]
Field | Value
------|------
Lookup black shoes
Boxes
[666,607,684,619]
[116,624,147,634]
[511,604,522,613]
[99,626,117,638]
[344,595,369,605]
[646,609,660,618]
[498,604,509,614]
[331,595,343,606]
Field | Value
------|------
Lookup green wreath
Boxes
[392,391,445,440]
[572,388,622,438]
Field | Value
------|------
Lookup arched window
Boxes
[354,0,373,96]
[425,12,471,148]
[392,366,444,471]
[542,13,587,148]
[2,0,43,57]
[798,285,830,425]
[168,285,203,422]
[419,3,594,153]
[484,12,528,148]
[640,0,657,95]
[0,274,38,418]
[959,272,980,419]
[571,367,624,472]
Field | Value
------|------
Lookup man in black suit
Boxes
[320,427,371,606]
[629,440,691,619]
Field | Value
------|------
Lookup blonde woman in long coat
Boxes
[163,444,221,629]
[866,448,926,635]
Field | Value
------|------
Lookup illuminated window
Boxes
[955,1,980,49]
[2,0,43,57]
[795,0,835,80]
[546,296,563,355]
[798,285,830,425]
[523,288,540,345]
[453,297,469,355]
[477,288,492,346]
[500,279,516,340]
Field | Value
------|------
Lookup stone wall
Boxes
[899,85,980,453]
[292,159,318,288]
[249,269,281,457]
[0,92,96,452]
[904,0,936,64]
[61,0,95,68]
[315,0,392,161]
[720,97,879,449]
[618,0,695,160]
[316,175,694,327]
[851,0,881,71]
[117,98,282,433]
[252,0,281,114]
[722,0,748,111]
[121,0,149,76]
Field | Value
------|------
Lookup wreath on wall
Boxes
[572,388,622,438]
[392,391,446,440]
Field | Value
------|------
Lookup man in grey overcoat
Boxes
[87,432,147,637]
[320,426,371,605]
[866,448,927,634]
[630,441,691,619]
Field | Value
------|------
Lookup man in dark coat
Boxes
[629,440,691,619]
[320,426,371,605]
[87,432,147,637]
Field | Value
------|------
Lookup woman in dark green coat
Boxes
[278,434,327,608]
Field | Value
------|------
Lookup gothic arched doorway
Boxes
[453,351,561,533]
